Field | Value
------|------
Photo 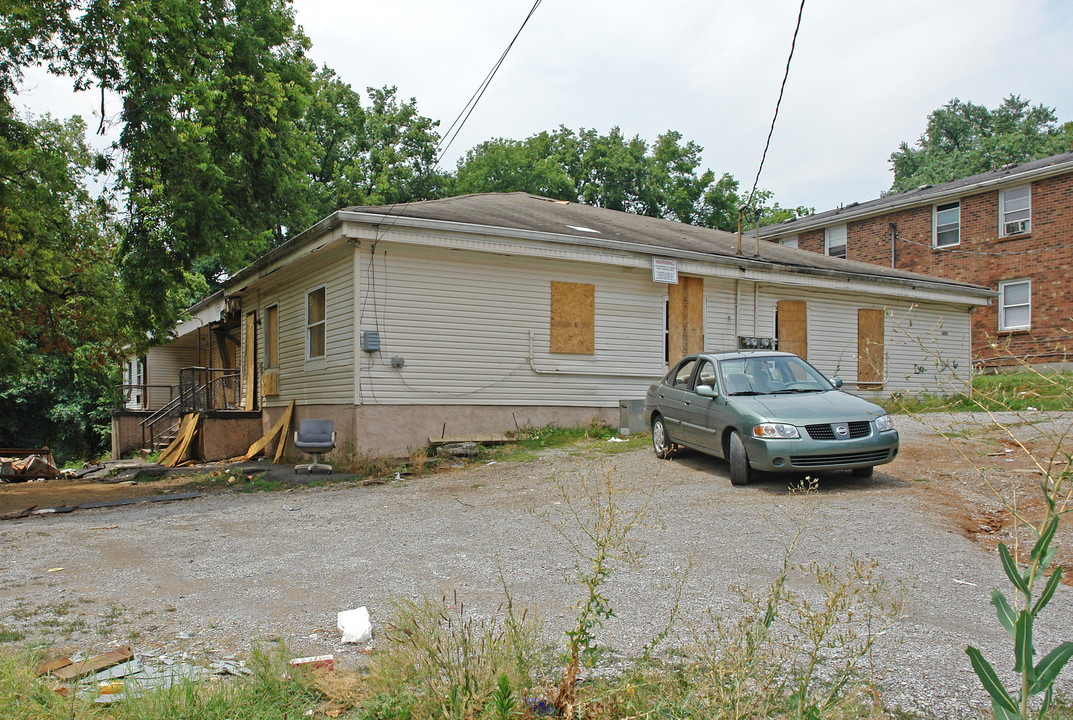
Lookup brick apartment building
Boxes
[760,151,1073,369]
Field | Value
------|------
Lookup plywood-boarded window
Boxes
[265,304,279,368]
[244,312,257,409]
[857,308,885,388]
[550,281,595,354]
[667,276,703,365]
[776,300,807,358]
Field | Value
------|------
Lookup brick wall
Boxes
[784,173,1073,367]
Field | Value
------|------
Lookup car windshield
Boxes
[719,355,833,396]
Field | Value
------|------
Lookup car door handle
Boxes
[684,400,691,406]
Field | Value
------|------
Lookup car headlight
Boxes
[875,414,894,432]
[753,423,800,439]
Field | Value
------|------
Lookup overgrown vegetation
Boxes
[882,371,1073,414]
[889,332,1073,719]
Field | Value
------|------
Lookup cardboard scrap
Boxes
[52,646,134,681]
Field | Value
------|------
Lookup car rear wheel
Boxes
[652,416,673,459]
[851,466,874,479]
[728,430,752,486]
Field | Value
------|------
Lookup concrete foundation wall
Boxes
[111,411,154,459]
[260,403,618,459]
[199,412,263,461]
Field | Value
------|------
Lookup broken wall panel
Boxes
[550,281,595,354]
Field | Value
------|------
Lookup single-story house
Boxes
[113,192,993,459]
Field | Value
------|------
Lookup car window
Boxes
[694,360,717,392]
[671,359,697,388]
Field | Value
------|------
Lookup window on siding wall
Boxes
[550,281,595,354]
[265,304,279,368]
[1000,186,1031,236]
[825,225,847,258]
[307,287,326,358]
[933,201,960,247]
[998,279,1031,331]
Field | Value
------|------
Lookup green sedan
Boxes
[644,351,899,485]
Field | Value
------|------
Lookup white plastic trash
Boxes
[337,606,372,643]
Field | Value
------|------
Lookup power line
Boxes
[373,0,544,243]
[746,0,806,209]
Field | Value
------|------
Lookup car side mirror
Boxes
[831,377,844,389]
[695,385,717,398]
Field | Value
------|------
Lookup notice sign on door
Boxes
[651,257,678,284]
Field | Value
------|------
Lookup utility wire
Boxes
[436,0,543,165]
[373,0,543,243]
[746,0,806,209]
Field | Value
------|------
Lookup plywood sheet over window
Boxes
[667,276,703,365]
[857,308,885,388]
[244,312,257,409]
[776,300,807,358]
[550,281,595,354]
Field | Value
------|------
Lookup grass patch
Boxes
[882,370,1073,414]
[0,627,22,643]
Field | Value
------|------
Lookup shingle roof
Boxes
[762,151,1073,236]
[343,192,988,292]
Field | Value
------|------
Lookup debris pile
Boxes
[0,447,59,482]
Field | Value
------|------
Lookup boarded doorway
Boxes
[667,276,703,365]
[776,300,808,358]
[857,308,885,389]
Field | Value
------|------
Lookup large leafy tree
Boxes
[890,95,1073,193]
[290,68,447,232]
[454,125,807,232]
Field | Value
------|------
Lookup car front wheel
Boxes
[652,416,673,459]
[728,430,752,486]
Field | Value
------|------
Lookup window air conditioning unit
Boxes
[1004,219,1029,236]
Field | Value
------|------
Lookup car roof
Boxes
[691,350,799,362]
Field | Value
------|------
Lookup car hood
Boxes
[731,391,885,424]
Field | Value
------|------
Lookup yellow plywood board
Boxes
[857,308,885,386]
[239,399,295,462]
[777,300,808,358]
[550,281,595,354]
[668,277,703,365]
[243,312,256,409]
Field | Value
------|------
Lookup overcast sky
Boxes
[15,0,1073,211]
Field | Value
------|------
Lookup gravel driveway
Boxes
[2,413,1072,717]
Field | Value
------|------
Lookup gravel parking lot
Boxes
[2,412,1072,716]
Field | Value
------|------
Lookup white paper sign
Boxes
[651,257,678,284]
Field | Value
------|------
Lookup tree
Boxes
[890,95,1073,193]
[453,125,767,232]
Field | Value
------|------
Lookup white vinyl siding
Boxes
[998,279,1031,331]
[358,244,667,406]
[1000,186,1031,236]
[825,225,847,258]
[243,243,355,407]
[933,201,960,247]
[144,339,197,409]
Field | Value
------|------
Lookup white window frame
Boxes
[824,225,847,258]
[998,278,1031,331]
[999,186,1031,237]
[306,286,327,359]
[933,201,960,248]
[780,235,799,249]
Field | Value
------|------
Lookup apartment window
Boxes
[265,304,279,368]
[1000,186,1031,236]
[998,279,1031,331]
[780,235,799,249]
[933,201,960,247]
[825,225,847,258]
[306,286,326,358]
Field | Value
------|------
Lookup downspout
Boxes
[889,222,897,269]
